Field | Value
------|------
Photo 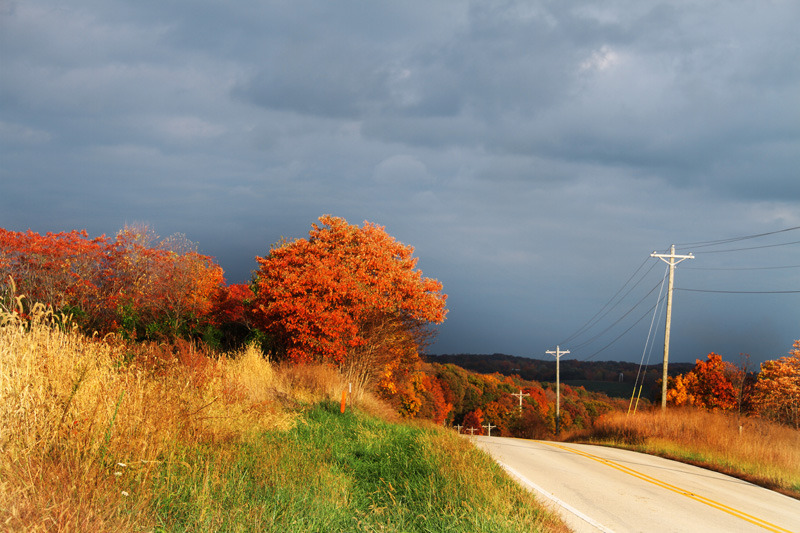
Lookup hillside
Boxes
[426,353,695,399]
[0,309,567,532]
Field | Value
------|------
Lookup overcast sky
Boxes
[2,0,798,366]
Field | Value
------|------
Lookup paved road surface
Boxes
[472,436,800,533]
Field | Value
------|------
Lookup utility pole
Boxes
[482,423,496,437]
[546,346,569,435]
[511,389,530,414]
[466,427,477,436]
[651,244,694,410]
[455,424,463,434]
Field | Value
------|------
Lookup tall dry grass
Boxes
[583,408,800,496]
[0,301,366,531]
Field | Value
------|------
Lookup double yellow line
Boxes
[540,441,793,533]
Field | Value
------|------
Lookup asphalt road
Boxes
[471,436,800,533]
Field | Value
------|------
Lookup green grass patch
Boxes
[149,401,563,532]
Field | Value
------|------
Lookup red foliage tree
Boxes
[462,408,485,435]
[253,215,447,389]
[0,228,109,324]
[0,225,225,339]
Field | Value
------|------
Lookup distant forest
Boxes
[425,353,695,395]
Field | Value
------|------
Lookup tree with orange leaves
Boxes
[106,225,225,339]
[0,225,225,339]
[751,341,800,428]
[253,215,447,389]
[666,353,737,411]
[0,228,109,325]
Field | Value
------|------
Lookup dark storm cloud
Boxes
[2,0,798,364]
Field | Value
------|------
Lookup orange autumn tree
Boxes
[0,225,225,339]
[105,225,225,339]
[254,215,447,392]
[666,353,737,411]
[751,340,800,428]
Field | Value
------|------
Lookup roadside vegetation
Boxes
[1,219,797,527]
[571,408,800,498]
[0,305,566,532]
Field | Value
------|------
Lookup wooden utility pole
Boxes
[511,389,530,413]
[482,423,496,436]
[466,427,477,436]
[455,424,463,434]
[651,245,694,410]
[546,346,569,435]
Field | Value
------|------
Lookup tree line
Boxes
[666,348,800,428]
[0,216,446,415]
[2,217,796,427]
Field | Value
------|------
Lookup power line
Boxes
[570,277,665,351]
[579,297,665,361]
[676,288,800,294]
[558,257,658,346]
[676,225,800,248]
[629,266,669,415]
[684,264,800,271]
[693,239,800,254]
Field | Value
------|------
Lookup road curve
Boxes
[471,436,800,533]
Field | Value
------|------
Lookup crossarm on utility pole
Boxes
[511,389,530,413]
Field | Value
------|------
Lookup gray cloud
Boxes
[2,0,798,365]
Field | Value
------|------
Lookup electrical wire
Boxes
[675,288,800,294]
[555,225,798,365]
[684,264,800,271]
[579,296,665,361]
[629,265,668,414]
[558,257,658,347]
[570,277,665,351]
[676,225,800,249]
[692,239,800,254]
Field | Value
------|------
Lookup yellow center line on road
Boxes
[538,441,792,533]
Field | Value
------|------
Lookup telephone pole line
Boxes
[651,244,694,410]
[546,346,569,435]
[511,389,530,414]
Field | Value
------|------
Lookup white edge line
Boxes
[497,460,616,533]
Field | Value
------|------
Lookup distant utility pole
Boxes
[466,427,477,436]
[482,423,496,437]
[511,389,530,414]
[651,244,694,410]
[455,424,463,434]
[546,346,569,435]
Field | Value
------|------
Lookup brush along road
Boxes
[472,436,800,533]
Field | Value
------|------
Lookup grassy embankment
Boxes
[0,305,566,532]
[573,408,800,498]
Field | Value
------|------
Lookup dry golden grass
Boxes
[582,407,800,496]
[0,302,381,532]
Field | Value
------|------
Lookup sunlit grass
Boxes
[576,408,800,497]
[148,403,566,532]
